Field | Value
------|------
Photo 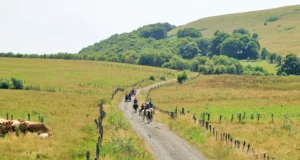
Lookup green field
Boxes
[240,60,278,74]
[169,5,300,56]
[142,75,300,160]
[0,58,175,160]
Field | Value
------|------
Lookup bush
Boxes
[177,70,189,83]
[149,75,155,81]
[11,78,23,89]
[280,72,288,76]
[0,81,10,89]
[159,76,166,81]
[266,16,279,22]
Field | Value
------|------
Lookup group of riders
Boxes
[126,89,154,123]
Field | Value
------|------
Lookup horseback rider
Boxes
[134,98,138,104]
[140,103,145,114]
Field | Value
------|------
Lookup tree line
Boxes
[1,23,299,75]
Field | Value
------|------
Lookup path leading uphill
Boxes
[119,80,206,160]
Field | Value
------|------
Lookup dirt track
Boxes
[119,80,206,160]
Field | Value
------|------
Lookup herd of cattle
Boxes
[0,118,51,139]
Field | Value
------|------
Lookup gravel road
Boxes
[119,80,206,160]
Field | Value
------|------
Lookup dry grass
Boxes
[0,58,175,159]
[145,75,300,160]
[169,5,300,56]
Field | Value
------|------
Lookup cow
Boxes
[11,119,23,132]
[24,121,51,134]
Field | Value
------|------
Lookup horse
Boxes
[145,109,152,124]
[133,103,139,113]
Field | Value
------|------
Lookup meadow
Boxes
[0,58,175,159]
[169,5,300,56]
[141,75,300,160]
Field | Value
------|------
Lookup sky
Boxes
[0,0,299,54]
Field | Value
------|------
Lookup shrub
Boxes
[149,75,155,81]
[159,76,166,81]
[0,81,10,89]
[11,78,23,89]
[280,72,288,76]
[177,70,189,83]
[266,16,279,22]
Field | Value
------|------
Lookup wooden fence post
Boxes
[213,128,215,135]
[216,131,218,141]
[247,143,250,152]
[231,114,234,123]
[205,122,209,130]
[28,113,30,121]
[207,113,210,121]
[219,115,222,123]
[209,125,211,132]
[181,108,185,115]
[251,113,254,120]
[271,114,274,123]
[86,151,90,160]
[257,113,260,121]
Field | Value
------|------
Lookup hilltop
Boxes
[169,5,300,56]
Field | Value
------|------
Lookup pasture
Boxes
[240,60,278,74]
[0,58,175,159]
[143,75,300,160]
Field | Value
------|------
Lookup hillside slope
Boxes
[169,5,300,56]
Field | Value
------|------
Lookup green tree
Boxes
[244,41,260,60]
[211,31,230,56]
[261,48,268,60]
[196,38,211,56]
[275,55,282,66]
[277,54,300,75]
[252,33,259,39]
[232,28,250,36]
[220,37,244,59]
[269,53,277,63]
[180,42,200,59]
[0,81,10,89]
[177,28,202,38]
[11,78,23,89]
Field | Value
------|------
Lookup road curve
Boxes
[119,80,206,160]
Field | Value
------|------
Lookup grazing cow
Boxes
[11,119,23,132]
[24,121,51,134]
[0,118,7,123]
[37,133,49,139]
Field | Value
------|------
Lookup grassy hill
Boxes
[169,5,300,56]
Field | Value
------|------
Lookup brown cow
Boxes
[24,121,51,134]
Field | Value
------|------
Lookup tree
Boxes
[232,28,250,36]
[196,38,211,56]
[269,53,277,63]
[211,31,230,56]
[139,26,167,40]
[277,54,300,75]
[11,78,23,89]
[177,28,202,38]
[261,48,268,60]
[275,55,282,66]
[180,42,200,59]
[220,37,244,59]
[252,33,259,39]
[244,41,259,60]
[0,81,10,89]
